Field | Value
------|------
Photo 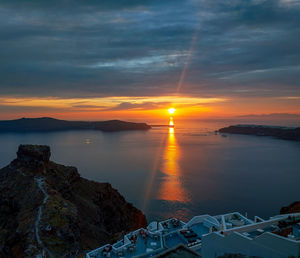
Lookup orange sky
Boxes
[1,0,300,124]
[0,95,300,122]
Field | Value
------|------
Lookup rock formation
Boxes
[0,145,147,257]
[280,202,300,214]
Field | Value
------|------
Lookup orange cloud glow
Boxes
[0,95,299,122]
[0,95,225,121]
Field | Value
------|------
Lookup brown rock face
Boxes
[14,145,51,172]
[17,144,51,163]
[0,145,147,257]
[280,202,300,214]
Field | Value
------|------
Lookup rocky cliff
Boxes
[280,202,300,214]
[0,145,147,257]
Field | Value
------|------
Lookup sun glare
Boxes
[168,108,176,114]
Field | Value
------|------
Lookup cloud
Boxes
[238,113,300,119]
[106,101,170,111]
[0,0,299,101]
[71,105,106,109]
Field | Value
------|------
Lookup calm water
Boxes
[0,121,300,222]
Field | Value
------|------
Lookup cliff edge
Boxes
[0,145,147,257]
[280,202,300,214]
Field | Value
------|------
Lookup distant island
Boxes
[0,117,151,133]
[219,124,300,141]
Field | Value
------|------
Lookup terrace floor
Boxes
[190,223,209,238]
[164,232,188,249]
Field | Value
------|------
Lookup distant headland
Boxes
[0,117,151,133]
[219,124,300,141]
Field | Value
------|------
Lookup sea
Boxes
[0,120,300,222]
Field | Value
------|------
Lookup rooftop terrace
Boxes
[86,212,300,258]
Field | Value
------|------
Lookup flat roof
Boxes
[154,244,200,258]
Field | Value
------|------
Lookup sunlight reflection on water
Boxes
[158,127,190,202]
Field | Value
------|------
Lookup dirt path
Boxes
[34,177,54,258]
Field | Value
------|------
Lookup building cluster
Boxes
[86,212,300,258]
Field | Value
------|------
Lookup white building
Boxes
[86,212,300,258]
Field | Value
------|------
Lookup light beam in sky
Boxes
[176,18,201,94]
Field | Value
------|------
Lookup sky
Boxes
[0,0,300,122]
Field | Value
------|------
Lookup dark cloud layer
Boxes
[0,0,299,99]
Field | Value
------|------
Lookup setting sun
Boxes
[168,108,176,114]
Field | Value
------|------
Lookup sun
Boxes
[168,108,176,114]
